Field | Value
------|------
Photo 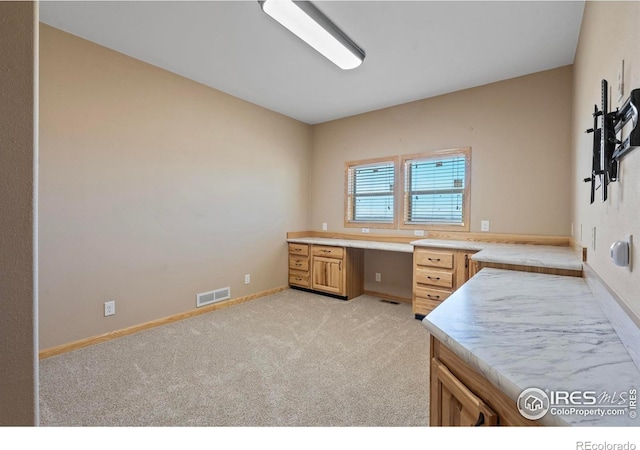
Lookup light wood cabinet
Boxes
[430,335,540,427]
[289,243,364,300]
[431,358,497,426]
[288,243,310,289]
[311,256,343,295]
[412,248,477,318]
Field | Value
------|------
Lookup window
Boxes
[344,157,398,228]
[401,148,470,230]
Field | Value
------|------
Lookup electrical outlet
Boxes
[322,222,327,231]
[104,300,115,317]
[481,220,490,232]
[375,272,381,282]
[362,228,370,234]
[414,230,425,237]
[244,274,251,285]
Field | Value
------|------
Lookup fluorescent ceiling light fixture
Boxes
[259,0,365,70]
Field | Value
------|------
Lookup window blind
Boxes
[347,161,395,223]
[404,155,466,225]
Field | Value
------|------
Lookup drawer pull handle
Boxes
[428,258,441,262]
[295,278,302,281]
[321,249,331,253]
[295,263,302,266]
[292,248,301,252]
[427,294,440,299]
[427,276,441,281]
[474,412,485,427]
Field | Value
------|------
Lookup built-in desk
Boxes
[410,238,583,318]
[286,237,412,300]
[286,234,584,315]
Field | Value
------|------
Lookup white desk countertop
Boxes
[288,236,583,271]
[422,268,640,426]
[287,237,413,253]
[411,238,583,271]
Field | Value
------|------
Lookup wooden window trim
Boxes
[344,156,400,229]
[399,147,471,232]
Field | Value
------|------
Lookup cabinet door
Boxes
[311,256,344,295]
[431,359,498,426]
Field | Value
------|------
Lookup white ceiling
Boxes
[39,1,585,125]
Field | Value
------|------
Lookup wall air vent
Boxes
[196,287,231,308]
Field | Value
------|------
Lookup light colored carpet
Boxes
[39,290,430,426]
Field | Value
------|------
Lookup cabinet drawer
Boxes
[312,245,344,259]
[416,267,454,289]
[289,256,309,271]
[289,270,310,288]
[288,243,309,256]
[415,286,451,303]
[415,249,454,269]
[414,296,443,315]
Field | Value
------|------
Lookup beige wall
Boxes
[0,2,39,425]
[311,67,573,298]
[571,2,640,318]
[311,66,573,236]
[39,25,312,349]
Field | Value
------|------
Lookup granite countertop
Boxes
[422,268,640,426]
[286,237,413,253]
[411,238,583,272]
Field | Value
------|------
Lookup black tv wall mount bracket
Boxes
[584,79,640,203]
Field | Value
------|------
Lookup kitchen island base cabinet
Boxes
[430,335,540,427]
